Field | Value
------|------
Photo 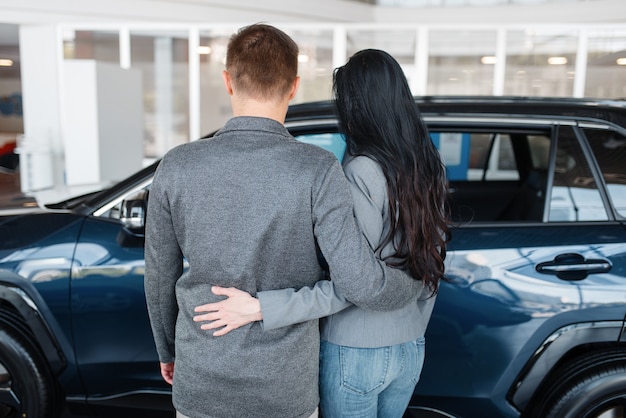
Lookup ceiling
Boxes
[1,0,624,28]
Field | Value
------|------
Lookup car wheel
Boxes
[0,325,60,418]
[527,349,626,418]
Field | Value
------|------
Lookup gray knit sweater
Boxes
[259,156,435,347]
[144,116,422,418]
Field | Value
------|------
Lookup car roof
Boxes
[285,96,626,127]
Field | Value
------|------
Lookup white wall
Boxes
[63,61,143,186]
[18,25,61,191]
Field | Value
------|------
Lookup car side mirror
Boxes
[120,190,149,231]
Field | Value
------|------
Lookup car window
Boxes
[432,132,520,181]
[296,128,551,224]
[582,127,626,219]
[433,129,550,223]
[548,125,608,222]
[296,133,346,162]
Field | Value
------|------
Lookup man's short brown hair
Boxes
[226,24,299,101]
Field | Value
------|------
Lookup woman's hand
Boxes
[193,286,262,336]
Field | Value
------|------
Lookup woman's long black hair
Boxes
[333,49,451,295]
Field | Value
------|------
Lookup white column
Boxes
[188,28,200,142]
[18,25,64,192]
[573,29,588,98]
[154,37,174,155]
[332,26,347,70]
[412,27,429,96]
[493,28,507,96]
[119,27,131,70]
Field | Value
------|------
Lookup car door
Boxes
[411,119,626,417]
[289,117,626,417]
[69,179,172,408]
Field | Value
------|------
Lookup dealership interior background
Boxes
[0,0,625,207]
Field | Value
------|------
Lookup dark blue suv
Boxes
[1,96,625,418]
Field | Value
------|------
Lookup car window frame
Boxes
[574,122,626,222]
[88,115,626,227]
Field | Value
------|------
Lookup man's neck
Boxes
[230,96,289,124]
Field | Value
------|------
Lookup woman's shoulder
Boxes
[343,155,387,200]
[343,154,383,179]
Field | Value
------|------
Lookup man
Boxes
[144,23,422,418]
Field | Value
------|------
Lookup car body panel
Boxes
[70,217,163,396]
[1,96,626,416]
[412,224,626,417]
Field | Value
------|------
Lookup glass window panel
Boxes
[549,126,607,221]
[529,135,551,169]
[432,129,549,222]
[495,135,516,172]
[427,30,497,95]
[585,30,626,98]
[198,29,232,138]
[583,128,626,218]
[346,29,417,88]
[289,28,334,103]
[130,31,189,158]
[504,29,577,97]
[442,133,520,180]
[63,30,120,63]
[196,27,335,137]
[347,29,416,64]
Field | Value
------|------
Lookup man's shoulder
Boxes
[289,139,338,160]
[162,139,210,160]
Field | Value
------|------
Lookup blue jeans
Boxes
[319,337,426,418]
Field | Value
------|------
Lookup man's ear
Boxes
[288,76,300,100]
[222,70,234,95]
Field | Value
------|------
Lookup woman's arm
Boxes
[194,280,351,336]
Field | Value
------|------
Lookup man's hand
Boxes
[160,362,174,385]
[193,286,262,336]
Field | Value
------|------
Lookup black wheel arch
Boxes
[510,320,625,415]
[0,271,69,375]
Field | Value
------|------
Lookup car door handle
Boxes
[535,253,612,281]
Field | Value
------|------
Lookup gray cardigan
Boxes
[144,117,423,418]
[258,156,435,347]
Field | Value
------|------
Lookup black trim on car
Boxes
[0,272,70,374]
[508,321,624,411]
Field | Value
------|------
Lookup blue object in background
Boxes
[430,132,471,181]
[297,133,346,162]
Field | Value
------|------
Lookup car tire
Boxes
[0,325,60,418]
[527,349,626,418]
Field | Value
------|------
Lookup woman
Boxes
[194,49,450,417]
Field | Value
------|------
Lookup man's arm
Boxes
[144,160,184,364]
